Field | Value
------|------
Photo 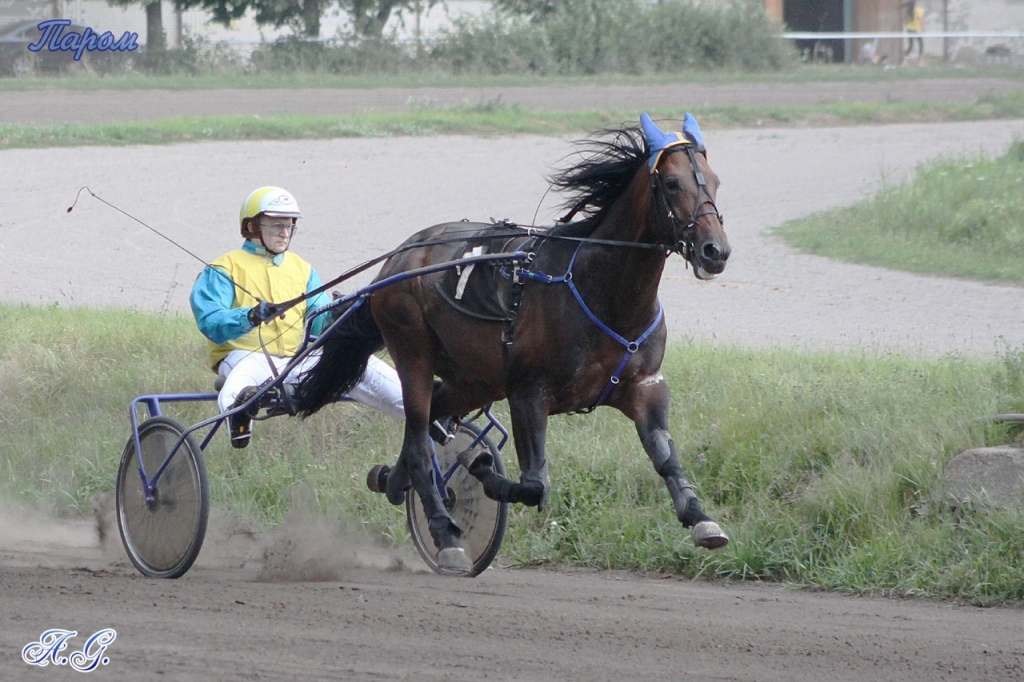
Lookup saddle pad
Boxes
[435,227,526,322]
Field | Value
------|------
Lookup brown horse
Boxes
[298,113,731,574]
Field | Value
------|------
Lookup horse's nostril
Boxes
[703,243,723,261]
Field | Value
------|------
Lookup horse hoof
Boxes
[436,547,473,577]
[691,521,729,550]
[520,463,551,511]
[456,447,493,473]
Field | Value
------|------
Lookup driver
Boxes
[189,185,404,448]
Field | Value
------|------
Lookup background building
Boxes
[767,0,1024,64]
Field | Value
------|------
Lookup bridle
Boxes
[650,145,725,262]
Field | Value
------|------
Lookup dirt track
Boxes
[3,80,1024,681]
[2,77,1023,125]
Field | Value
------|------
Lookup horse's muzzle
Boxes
[682,239,730,280]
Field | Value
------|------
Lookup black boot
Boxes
[228,386,260,449]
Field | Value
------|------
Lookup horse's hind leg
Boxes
[457,391,550,509]
[621,380,728,550]
[400,427,473,574]
[377,302,471,575]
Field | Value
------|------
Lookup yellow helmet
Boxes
[239,186,301,234]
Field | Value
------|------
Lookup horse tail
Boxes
[297,298,384,417]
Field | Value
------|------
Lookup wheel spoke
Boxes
[116,417,209,579]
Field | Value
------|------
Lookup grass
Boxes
[2,61,1024,152]
[0,63,1021,92]
[774,138,1024,285]
[0,108,618,148]
[3,303,1024,604]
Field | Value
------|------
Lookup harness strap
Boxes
[502,237,545,355]
[568,282,663,414]
[518,242,664,412]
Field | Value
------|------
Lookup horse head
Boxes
[641,112,730,280]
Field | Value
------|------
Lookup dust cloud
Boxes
[0,491,426,581]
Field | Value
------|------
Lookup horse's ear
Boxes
[640,112,665,147]
[682,112,706,154]
[641,112,685,172]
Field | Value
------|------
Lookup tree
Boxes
[349,0,400,39]
[172,0,433,40]
[105,0,166,51]
[252,0,325,38]
[492,0,558,23]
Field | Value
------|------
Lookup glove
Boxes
[247,301,278,327]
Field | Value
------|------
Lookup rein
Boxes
[260,224,666,319]
[68,186,660,319]
[69,187,676,390]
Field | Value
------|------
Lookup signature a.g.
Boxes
[22,628,117,672]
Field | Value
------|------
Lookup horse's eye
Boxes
[664,177,681,192]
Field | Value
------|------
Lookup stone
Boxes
[940,446,1024,511]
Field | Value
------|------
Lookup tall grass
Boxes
[2,303,1023,603]
[774,139,1024,285]
[234,0,793,77]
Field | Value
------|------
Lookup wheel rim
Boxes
[117,419,208,578]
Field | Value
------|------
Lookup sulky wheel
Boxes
[406,422,508,577]
[116,416,209,579]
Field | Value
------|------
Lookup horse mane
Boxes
[548,125,648,237]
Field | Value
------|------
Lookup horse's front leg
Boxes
[507,391,552,509]
[620,378,729,550]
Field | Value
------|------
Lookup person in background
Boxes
[190,185,404,448]
[904,1,925,60]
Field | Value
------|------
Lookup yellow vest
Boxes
[207,248,312,369]
[906,6,923,32]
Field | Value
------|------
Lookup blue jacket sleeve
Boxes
[190,266,254,344]
[305,268,334,336]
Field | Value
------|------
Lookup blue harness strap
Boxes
[515,243,664,412]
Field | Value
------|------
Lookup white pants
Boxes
[217,349,405,420]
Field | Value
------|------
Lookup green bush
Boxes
[251,33,416,75]
[435,0,793,76]
[648,0,792,70]
[137,35,247,76]
[430,14,554,75]
[23,1,789,78]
